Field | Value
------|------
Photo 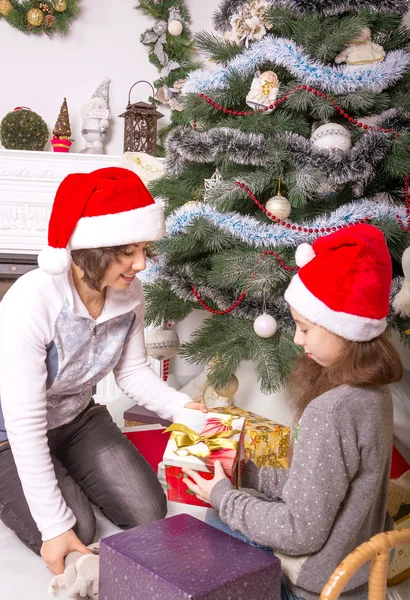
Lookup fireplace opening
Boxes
[0,253,38,300]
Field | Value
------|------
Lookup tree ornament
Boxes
[311,123,352,153]
[265,177,291,219]
[213,375,239,398]
[246,70,279,112]
[39,3,52,13]
[0,0,13,16]
[51,98,72,153]
[27,8,44,26]
[204,169,223,200]
[168,20,183,36]
[145,326,180,360]
[335,26,385,66]
[0,107,48,151]
[226,0,272,46]
[253,314,278,338]
[393,247,410,317]
[52,0,67,12]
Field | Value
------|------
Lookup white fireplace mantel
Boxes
[0,149,121,254]
[0,148,161,401]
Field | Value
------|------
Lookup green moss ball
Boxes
[0,109,49,151]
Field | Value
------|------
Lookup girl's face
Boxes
[291,307,346,367]
[102,242,149,290]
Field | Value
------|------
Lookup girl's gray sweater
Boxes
[210,384,394,600]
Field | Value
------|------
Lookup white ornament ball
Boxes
[213,375,239,398]
[253,314,278,338]
[265,194,291,220]
[168,20,183,36]
[145,328,179,360]
[311,123,352,152]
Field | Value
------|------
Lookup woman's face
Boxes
[102,242,149,290]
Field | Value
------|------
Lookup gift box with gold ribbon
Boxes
[163,410,245,508]
[213,406,290,469]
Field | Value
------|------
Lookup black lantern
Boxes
[119,80,163,155]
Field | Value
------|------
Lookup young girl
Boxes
[0,167,206,576]
[184,224,402,600]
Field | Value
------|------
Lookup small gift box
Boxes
[213,405,290,469]
[163,409,245,508]
[387,451,410,586]
[99,514,282,600]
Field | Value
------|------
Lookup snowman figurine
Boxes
[335,26,385,66]
[80,77,111,154]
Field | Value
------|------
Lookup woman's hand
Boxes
[41,529,93,574]
[182,460,228,504]
[184,401,208,413]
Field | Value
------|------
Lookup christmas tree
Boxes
[51,98,72,152]
[144,0,410,394]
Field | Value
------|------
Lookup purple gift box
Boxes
[99,514,281,600]
[123,403,172,427]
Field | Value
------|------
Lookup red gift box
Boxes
[163,411,246,508]
[123,425,170,473]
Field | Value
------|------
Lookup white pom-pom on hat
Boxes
[37,247,72,275]
[295,243,316,268]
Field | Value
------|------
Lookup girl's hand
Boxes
[41,529,93,574]
[184,401,208,413]
[182,460,228,504]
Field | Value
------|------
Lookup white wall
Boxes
[0,0,218,155]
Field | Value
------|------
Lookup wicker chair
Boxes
[320,529,410,600]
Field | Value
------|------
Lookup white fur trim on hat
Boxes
[37,247,72,275]
[284,274,386,341]
[68,203,165,250]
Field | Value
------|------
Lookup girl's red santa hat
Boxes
[38,167,165,275]
[284,224,392,342]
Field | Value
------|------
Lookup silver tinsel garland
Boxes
[165,126,394,187]
[214,0,409,32]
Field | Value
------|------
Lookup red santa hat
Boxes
[38,167,165,275]
[284,224,392,342]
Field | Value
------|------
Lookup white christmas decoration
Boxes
[168,20,183,36]
[253,313,278,338]
[204,169,223,200]
[246,70,279,112]
[145,327,180,360]
[311,123,352,153]
[393,246,410,317]
[265,193,291,219]
[80,77,111,155]
[226,0,272,46]
[335,26,385,66]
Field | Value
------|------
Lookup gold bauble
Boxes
[265,194,291,220]
[27,8,44,26]
[213,375,239,398]
[52,0,67,11]
[0,0,13,16]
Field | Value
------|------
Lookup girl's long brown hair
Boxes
[286,332,404,422]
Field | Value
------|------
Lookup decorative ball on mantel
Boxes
[0,0,13,16]
[0,107,49,151]
[265,194,291,220]
[27,8,44,27]
[253,313,278,338]
[168,19,183,36]
[145,327,180,360]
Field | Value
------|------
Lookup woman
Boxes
[0,167,205,575]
